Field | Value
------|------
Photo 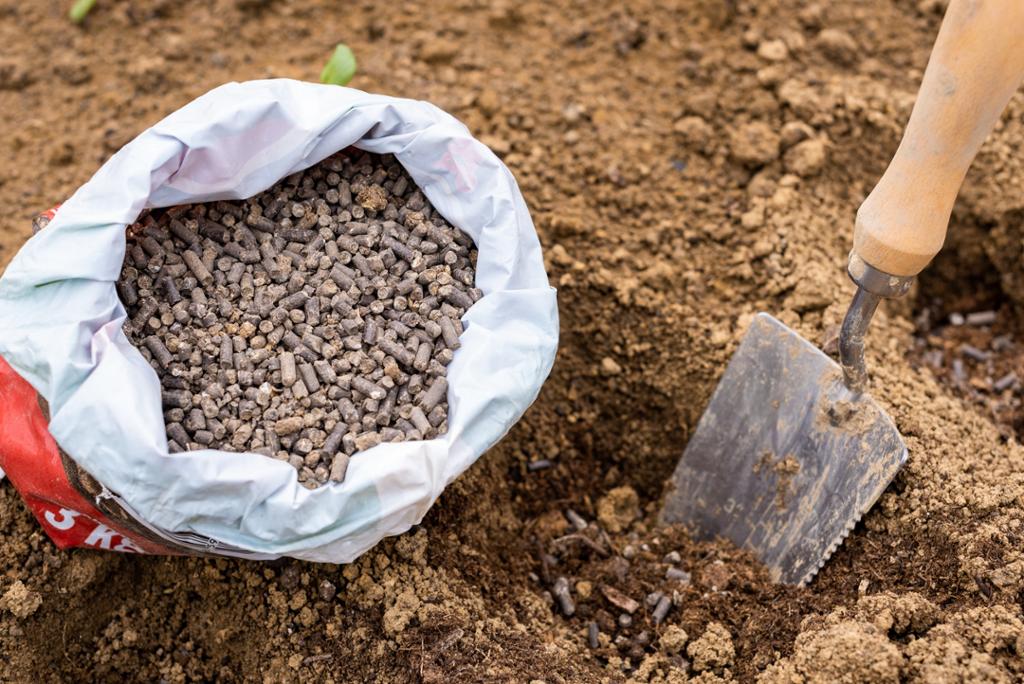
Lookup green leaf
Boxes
[69,0,97,23]
[320,44,357,86]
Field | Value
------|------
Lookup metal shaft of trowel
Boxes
[838,254,916,395]
[838,287,880,395]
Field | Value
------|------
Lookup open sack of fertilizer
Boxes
[0,79,558,561]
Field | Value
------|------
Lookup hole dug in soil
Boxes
[488,290,841,681]
[908,209,1024,442]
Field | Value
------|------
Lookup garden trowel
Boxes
[661,0,1024,585]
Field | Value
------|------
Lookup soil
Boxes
[2,0,1024,682]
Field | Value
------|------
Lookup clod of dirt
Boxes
[687,622,735,673]
[356,184,388,212]
[729,121,781,166]
[757,38,789,62]
[674,116,715,155]
[418,37,458,65]
[596,485,639,533]
[784,138,827,177]
[383,586,422,635]
[475,89,501,117]
[0,58,32,91]
[660,625,689,655]
[758,620,902,684]
[780,121,815,149]
[47,143,75,168]
[394,528,429,566]
[857,592,940,636]
[600,357,623,376]
[762,595,1024,683]
[815,28,859,66]
[904,606,1024,683]
[0,581,42,619]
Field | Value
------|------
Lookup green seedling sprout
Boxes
[69,0,97,23]
[320,44,357,86]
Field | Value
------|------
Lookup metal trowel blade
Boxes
[660,312,907,586]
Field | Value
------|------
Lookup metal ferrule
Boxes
[846,252,915,298]
[838,253,916,394]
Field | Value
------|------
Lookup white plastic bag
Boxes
[0,79,558,561]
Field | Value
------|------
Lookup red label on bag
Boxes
[0,356,175,555]
[23,498,144,553]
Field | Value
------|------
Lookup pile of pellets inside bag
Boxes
[117,151,479,489]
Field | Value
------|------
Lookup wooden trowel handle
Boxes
[854,0,1024,278]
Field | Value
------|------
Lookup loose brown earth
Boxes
[2,1,1024,682]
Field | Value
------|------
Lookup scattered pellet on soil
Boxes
[565,508,588,531]
[965,310,997,326]
[552,576,576,617]
[665,567,691,583]
[993,371,1018,392]
[587,622,600,650]
[960,344,989,362]
[651,595,672,625]
[910,301,1024,440]
[117,150,479,488]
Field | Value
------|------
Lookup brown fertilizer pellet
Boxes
[118,150,480,488]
